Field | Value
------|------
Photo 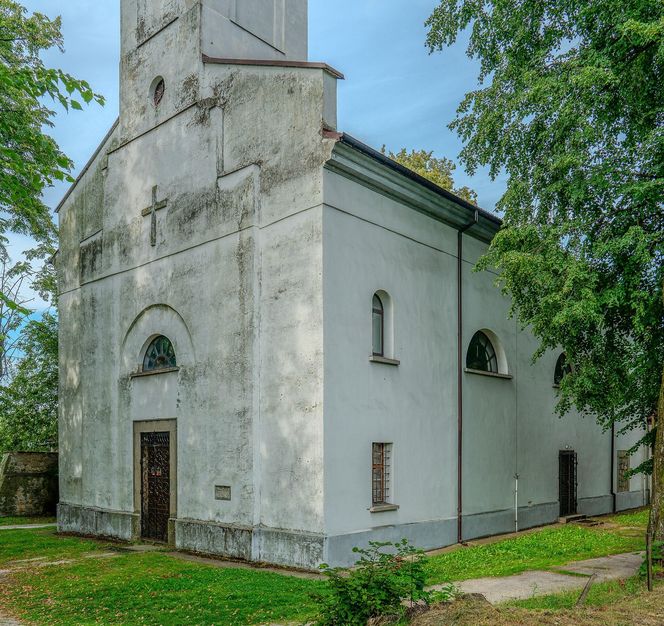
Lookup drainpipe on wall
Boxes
[611,422,617,513]
[457,210,479,545]
[514,473,519,533]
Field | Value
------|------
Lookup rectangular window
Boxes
[617,451,630,493]
[372,443,392,505]
[372,307,384,356]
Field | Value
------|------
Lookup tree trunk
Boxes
[650,360,664,542]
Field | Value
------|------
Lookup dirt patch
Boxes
[410,587,664,625]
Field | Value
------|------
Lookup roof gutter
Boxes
[338,134,501,229]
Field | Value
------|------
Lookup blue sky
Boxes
[19,0,506,242]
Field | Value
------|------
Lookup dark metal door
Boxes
[559,450,578,517]
[141,431,170,542]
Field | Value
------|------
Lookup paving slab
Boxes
[450,570,585,603]
[430,551,644,604]
[551,551,643,581]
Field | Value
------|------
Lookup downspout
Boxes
[457,210,479,544]
[611,422,617,513]
[514,474,519,533]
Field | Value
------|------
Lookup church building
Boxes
[57,0,648,569]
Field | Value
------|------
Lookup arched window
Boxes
[554,353,572,386]
[466,331,498,373]
[372,294,384,357]
[143,335,176,372]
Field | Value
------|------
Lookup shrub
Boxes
[314,539,431,626]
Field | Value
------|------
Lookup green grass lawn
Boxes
[0,529,322,625]
[0,510,651,625]
[0,516,56,526]
[426,523,645,584]
[607,508,649,527]
[505,575,650,610]
[0,528,115,566]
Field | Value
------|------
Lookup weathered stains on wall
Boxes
[120,4,202,144]
[0,453,58,517]
[206,66,337,226]
[79,232,103,284]
[60,0,336,567]
[58,126,119,296]
[135,0,184,45]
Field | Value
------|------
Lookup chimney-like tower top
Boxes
[121,0,308,62]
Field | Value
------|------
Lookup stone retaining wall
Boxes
[0,452,58,517]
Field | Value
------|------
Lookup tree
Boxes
[0,311,57,452]
[0,249,33,379]
[382,147,478,204]
[426,0,664,546]
[0,0,103,296]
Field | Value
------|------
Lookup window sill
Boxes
[369,356,400,366]
[369,503,400,513]
[131,367,180,379]
[464,368,513,380]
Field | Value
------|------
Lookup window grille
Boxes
[372,443,392,505]
[617,451,630,493]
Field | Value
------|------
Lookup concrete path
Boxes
[433,551,644,604]
[0,524,56,531]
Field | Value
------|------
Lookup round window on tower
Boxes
[150,76,165,108]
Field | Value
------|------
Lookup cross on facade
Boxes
[141,185,168,247]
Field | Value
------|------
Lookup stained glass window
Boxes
[466,331,498,373]
[143,336,176,372]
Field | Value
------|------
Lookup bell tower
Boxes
[118,0,309,142]
[201,0,308,61]
[121,0,308,61]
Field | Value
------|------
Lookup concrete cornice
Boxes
[325,138,501,243]
[202,54,345,80]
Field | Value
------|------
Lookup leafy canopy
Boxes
[427,0,663,535]
[0,311,57,452]
[0,0,103,252]
[427,0,663,448]
[382,147,478,204]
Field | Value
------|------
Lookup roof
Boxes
[326,132,502,242]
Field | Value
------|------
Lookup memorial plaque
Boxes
[215,485,232,501]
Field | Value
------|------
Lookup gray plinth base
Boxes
[57,502,138,540]
[175,519,325,570]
